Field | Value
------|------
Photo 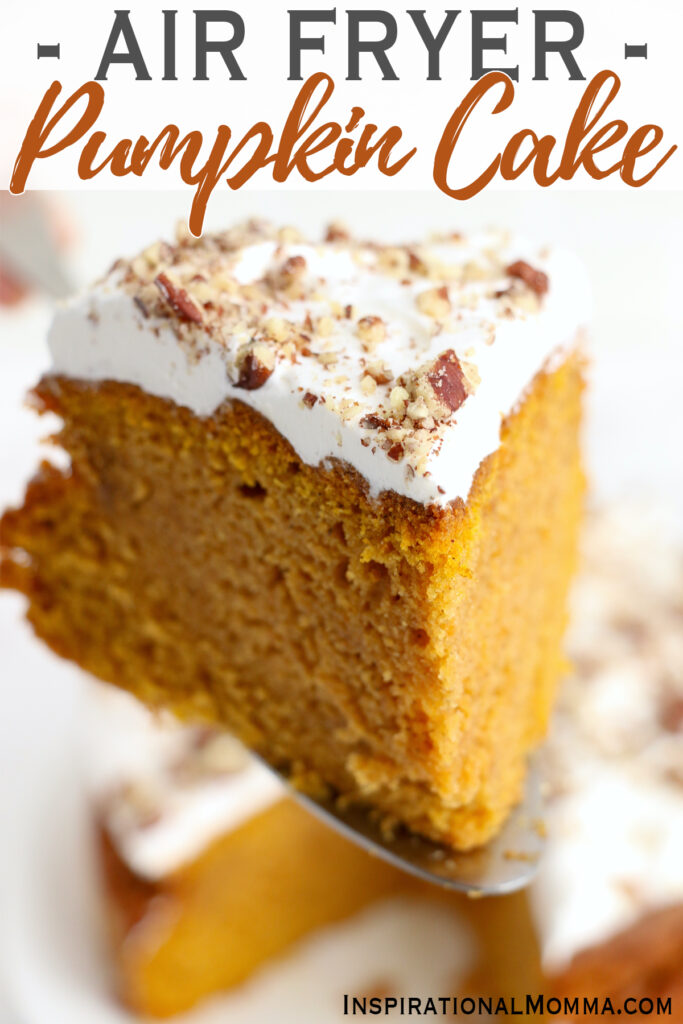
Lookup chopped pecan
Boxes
[154,272,204,324]
[302,392,318,408]
[416,285,451,319]
[357,315,386,348]
[269,254,308,298]
[284,254,306,273]
[360,414,385,429]
[324,221,350,243]
[365,362,393,386]
[426,350,469,413]
[506,260,549,297]
[408,249,427,274]
[235,351,274,390]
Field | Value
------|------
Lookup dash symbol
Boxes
[624,43,648,59]
[37,43,60,59]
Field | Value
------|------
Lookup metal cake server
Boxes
[257,756,545,896]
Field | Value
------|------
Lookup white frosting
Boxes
[83,685,282,880]
[532,506,683,970]
[48,230,589,506]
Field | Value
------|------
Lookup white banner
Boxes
[1,0,680,222]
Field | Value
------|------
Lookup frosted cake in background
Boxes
[535,506,683,1008]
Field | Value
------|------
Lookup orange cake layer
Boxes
[1,350,584,850]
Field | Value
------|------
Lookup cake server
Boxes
[259,757,545,895]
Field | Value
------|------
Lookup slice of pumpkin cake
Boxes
[0,220,589,850]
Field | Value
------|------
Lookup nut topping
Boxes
[324,221,350,243]
[270,255,308,298]
[506,260,549,297]
[425,350,470,413]
[416,285,451,319]
[360,414,385,429]
[113,222,559,490]
[357,315,387,350]
[235,344,275,390]
[154,273,204,324]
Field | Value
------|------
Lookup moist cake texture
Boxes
[0,221,588,849]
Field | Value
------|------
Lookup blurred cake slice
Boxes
[89,685,538,1018]
[534,506,683,1012]
[0,221,588,850]
[86,687,404,1016]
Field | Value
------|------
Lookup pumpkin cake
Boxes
[0,220,589,850]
